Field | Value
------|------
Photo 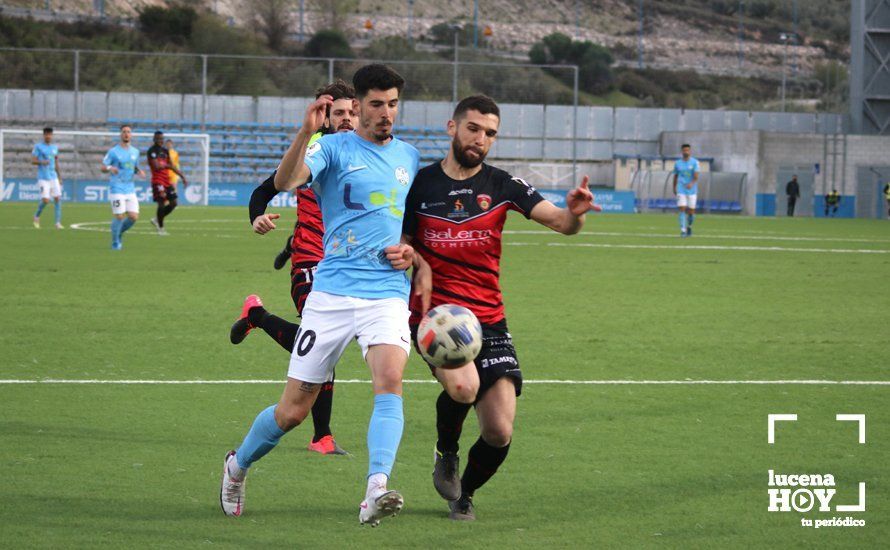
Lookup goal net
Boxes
[0,129,210,205]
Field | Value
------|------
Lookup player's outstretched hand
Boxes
[566,176,602,216]
[253,213,280,235]
[385,243,414,271]
[303,94,334,134]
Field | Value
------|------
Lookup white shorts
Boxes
[677,194,697,209]
[38,178,61,199]
[287,290,411,384]
[110,193,140,215]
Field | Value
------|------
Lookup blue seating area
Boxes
[107,118,450,182]
[636,197,742,214]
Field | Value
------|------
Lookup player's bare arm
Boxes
[274,95,333,191]
[31,155,47,166]
[673,172,678,194]
[55,155,63,185]
[529,175,600,235]
[688,170,698,190]
[101,163,119,175]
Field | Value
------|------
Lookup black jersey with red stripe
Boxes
[403,161,545,325]
[147,144,171,186]
[291,186,325,265]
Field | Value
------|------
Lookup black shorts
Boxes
[290,263,317,316]
[411,318,522,398]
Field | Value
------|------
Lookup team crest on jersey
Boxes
[477,194,492,210]
[306,142,321,157]
[395,166,410,186]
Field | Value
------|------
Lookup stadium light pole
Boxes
[737,1,745,68]
[299,0,305,43]
[637,0,644,69]
[452,24,461,104]
[780,32,795,112]
[408,0,415,46]
[473,0,479,49]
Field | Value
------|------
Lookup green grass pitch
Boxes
[1,202,888,548]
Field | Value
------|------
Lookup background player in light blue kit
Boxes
[220,64,419,527]
[31,127,64,229]
[672,143,700,237]
[101,125,145,250]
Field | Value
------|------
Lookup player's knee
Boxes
[447,380,479,404]
[481,425,512,448]
[128,213,139,221]
[42,198,50,204]
[275,403,308,430]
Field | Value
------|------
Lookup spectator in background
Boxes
[785,175,800,217]
[884,182,890,218]
[824,189,841,217]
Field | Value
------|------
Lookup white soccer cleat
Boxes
[55,223,64,229]
[150,217,162,234]
[359,489,404,527]
[220,450,246,517]
[33,217,40,229]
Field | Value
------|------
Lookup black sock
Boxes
[436,390,472,454]
[311,381,335,442]
[247,307,298,353]
[156,203,166,227]
[163,202,177,218]
[461,436,510,497]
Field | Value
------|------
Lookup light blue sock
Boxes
[110,218,123,244]
[54,201,62,225]
[679,211,687,231]
[120,217,136,234]
[235,405,286,470]
[35,202,47,218]
[367,393,404,477]
[687,213,694,227]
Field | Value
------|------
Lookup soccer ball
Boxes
[416,305,483,369]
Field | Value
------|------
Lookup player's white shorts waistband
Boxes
[110,193,140,215]
[287,290,411,384]
[677,193,697,209]
[37,178,61,199]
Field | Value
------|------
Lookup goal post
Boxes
[0,129,210,206]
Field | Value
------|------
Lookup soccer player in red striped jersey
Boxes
[403,95,600,521]
[147,131,187,235]
[231,80,358,456]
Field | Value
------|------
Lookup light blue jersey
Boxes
[32,142,59,180]
[103,144,140,194]
[304,131,420,301]
[673,157,700,195]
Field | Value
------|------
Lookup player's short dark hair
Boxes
[453,95,500,121]
[681,143,691,149]
[154,130,164,137]
[43,127,53,134]
[120,124,132,130]
[316,79,355,102]
[352,64,405,99]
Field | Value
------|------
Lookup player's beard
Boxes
[337,120,354,132]
[452,136,486,169]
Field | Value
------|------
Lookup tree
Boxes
[529,32,614,95]
[319,0,359,33]
[305,29,353,58]
[138,5,198,45]
[253,0,294,52]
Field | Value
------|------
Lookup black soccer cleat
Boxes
[448,494,475,521]
[273,237,293,270]
[433,447,461,501]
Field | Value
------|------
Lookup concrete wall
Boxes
[661,130,890,216]
[1,88,848,163]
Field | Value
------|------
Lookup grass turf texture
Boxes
[1,203,888,548]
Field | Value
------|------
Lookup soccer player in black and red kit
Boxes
[405,95,599,520]
[147,131,187,235]
[230,80,357,455]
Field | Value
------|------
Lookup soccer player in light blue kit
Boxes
[220,65,420,526]
[101,125,145,250]
[31,127,64,229]
[672,143,700,237]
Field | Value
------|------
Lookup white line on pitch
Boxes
[505,242,890,254]
[504,230,890,244]
[1,379,888,385]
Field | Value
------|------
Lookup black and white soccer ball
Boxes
[416,304,483,369]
